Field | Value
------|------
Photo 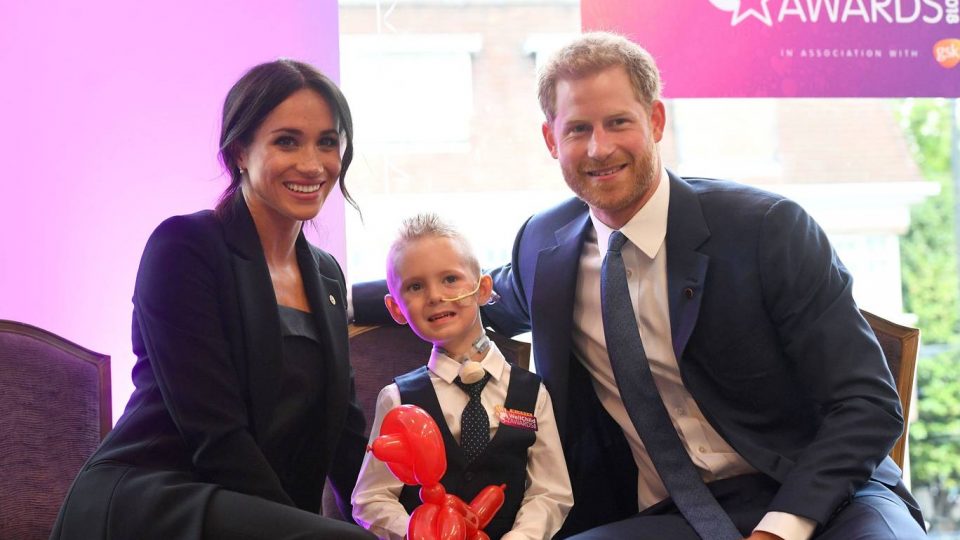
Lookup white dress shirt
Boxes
[570,169,816,540]
[351,342,573,540]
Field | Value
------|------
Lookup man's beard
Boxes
[562,147,658,217]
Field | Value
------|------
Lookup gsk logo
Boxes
[934,38,960,67]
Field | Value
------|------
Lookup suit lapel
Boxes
[296,238,349,466]
[533,177,708,433]
[531,212,591,441]
[665,173,711,362]
[223,198,283,443]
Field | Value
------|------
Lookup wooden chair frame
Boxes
[859,310,920,469]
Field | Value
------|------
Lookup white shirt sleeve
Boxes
[501,383,574,540]
[351,384,410,540]
[754,511,817,540]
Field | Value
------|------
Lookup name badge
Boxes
[495,405,538,431]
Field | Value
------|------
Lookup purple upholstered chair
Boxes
[0,320,111,540]
[343,323,530,437]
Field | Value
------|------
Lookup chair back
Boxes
[0,320,111,540]
[347,323,530,433]
[860,310,920,469]
[322,323,530,519]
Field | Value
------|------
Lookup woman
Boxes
[51,60,375,539]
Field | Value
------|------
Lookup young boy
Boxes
[351,213,572,540]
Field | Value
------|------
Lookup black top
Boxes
[50,197,368,540]
[263,305,328,510]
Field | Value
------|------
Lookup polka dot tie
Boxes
[454,371,492,464]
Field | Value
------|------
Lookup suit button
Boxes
[683,288,694,299]
[465,472,474,481]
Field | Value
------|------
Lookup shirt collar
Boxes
[427,341,507,383]
[592,167,669,260]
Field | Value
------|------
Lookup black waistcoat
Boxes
[395,365,540,540]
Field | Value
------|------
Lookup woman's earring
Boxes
[238,166,246,176]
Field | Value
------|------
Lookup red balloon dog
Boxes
[368,404,507,540]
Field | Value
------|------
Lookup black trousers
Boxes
[203,489,376,540]
[565,474,926,540]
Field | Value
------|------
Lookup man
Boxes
[354,32,925,539]
[478,33,924,539]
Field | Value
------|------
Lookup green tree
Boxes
[910,348,960,530]
[899,99,957,344]
[900,98,960,531]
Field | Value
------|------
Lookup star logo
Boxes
[709,0,774,27]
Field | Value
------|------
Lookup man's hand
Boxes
[745,532,784,540]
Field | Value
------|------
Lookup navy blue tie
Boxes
[454,372,492,464]
[601,231,740,540]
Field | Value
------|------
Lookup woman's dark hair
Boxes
[215,59,358,219]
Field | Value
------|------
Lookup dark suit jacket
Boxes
[480,172,907,535]
[51,198,367,540]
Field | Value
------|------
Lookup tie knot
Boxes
[455,371,491,398]
[608,230,628,253]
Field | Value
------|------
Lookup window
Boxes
[340,33,481,152]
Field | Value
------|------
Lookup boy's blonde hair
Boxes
[386,213,481,287]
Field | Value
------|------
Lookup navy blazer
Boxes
[482,172,906,535]
[51,198,367,539]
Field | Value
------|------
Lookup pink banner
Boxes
[0,0,343,422]
[582,0,959,97]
